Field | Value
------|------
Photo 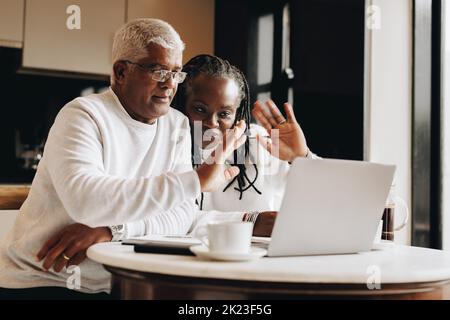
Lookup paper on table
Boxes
[123,234,202,246]
[124,234,271,246]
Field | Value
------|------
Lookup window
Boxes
[412,0,442,249]
[442,0,450,250]
[243,0,292,106]
[215,0,365,159]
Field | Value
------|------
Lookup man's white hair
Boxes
[111,18,185,84]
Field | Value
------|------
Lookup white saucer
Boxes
[189,245,267,261]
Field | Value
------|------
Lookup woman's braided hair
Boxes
[175,54,261,209]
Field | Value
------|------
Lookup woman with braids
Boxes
[34,54,316,274]
[174,54,317,235]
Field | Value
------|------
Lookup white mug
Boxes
[194,221,253,254]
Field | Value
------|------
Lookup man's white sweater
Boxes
[0,88,201,293]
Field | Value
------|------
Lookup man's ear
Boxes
[113,61,127,84]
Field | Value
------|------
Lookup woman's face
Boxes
[185,74,241,148]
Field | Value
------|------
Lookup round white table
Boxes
[87,242,450,299]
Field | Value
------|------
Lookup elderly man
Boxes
[0,18,246,299]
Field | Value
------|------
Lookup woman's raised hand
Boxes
[252,100,309,162]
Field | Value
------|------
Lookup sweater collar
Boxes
[108,87,160,131]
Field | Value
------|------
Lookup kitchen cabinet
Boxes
[127,0,214,63]
[0,0,25,48]
[23,0,126,75]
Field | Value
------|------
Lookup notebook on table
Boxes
[122,235,270,256]
[122,235,200,255]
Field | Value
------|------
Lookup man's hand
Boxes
[252,211,277,237]
[252,100,308,162]
[196,120,247,192]
[36,223,112,272]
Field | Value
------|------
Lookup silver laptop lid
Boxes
[267,158,395,257]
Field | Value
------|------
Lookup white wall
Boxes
[366,0,412,245]
[127,0,215,64]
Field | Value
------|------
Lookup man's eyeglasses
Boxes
[123,60,187,84]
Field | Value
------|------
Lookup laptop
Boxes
[125,158,395,257]
[262,158,395,256]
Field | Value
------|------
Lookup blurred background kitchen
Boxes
[1,0,448,252]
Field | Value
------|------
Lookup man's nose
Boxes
[160,74,177,89]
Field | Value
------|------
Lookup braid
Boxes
[176,54,261,209]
